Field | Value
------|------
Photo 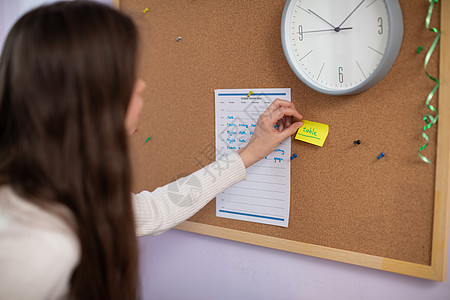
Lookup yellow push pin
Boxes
[247,91,253,97]
[143,8,149,13]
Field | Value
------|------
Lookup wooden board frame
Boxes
[116,0,450,281]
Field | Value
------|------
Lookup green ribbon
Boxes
[418,0,440,164]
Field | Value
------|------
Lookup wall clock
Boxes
[281,0,403,95]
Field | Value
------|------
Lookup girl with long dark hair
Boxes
[0,1,303,299]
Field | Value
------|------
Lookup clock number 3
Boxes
[298,25,303,41]
[378,17,383,34]
[338,67,344,83]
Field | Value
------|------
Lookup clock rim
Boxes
[281,0,404,96]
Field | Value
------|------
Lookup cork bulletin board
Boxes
[118,0,450,281]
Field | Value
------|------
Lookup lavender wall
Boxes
[139,230,450,300]
[1,1,449,299]
[0,0,112,50]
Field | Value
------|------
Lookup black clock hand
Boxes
[303,27,352,34]
[337,0,366,28]
[307,9,337,30]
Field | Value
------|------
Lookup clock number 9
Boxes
[378,17,383,34]
[298,25,303,41]
[338,67,344,83]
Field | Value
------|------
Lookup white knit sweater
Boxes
[0,152,246,299]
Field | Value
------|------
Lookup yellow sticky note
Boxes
[295,120,329,147]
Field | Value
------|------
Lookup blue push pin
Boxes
[290,153,297,160]
[377,152,385,160]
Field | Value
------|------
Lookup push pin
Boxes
[377,152,385,160]
[353,140,361,145]
[247,91,253,97]
[290,153,297,160]
[143,8,149,13]
[145,137,151,143]
[417,46,423,54]
[176,37,182,42]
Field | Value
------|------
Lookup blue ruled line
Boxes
[219,210,284,221]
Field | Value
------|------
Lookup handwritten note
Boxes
[215,88,291,227]
[295,120,329,147]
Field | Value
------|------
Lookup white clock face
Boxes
[282,0,402,95]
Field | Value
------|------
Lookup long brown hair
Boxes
[0,1,139,299]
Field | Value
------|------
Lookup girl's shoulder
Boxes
[0,186,80,299]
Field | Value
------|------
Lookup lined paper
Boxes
[215,88,291,227]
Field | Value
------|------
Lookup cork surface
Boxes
[124,0,440,265]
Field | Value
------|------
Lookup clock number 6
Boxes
[378,17,383,34]
[298,25,303,41]
[338,67,344,83]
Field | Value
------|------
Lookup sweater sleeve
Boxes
[133,152,247,236]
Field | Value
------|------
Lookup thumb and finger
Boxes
[268,106,304,140]
[266,98,297,114]
[269,107,303,124]
[279,121,303,140]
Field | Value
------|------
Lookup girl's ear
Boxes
[125,79,145,135]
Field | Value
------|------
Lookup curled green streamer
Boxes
[418,0,440,164]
